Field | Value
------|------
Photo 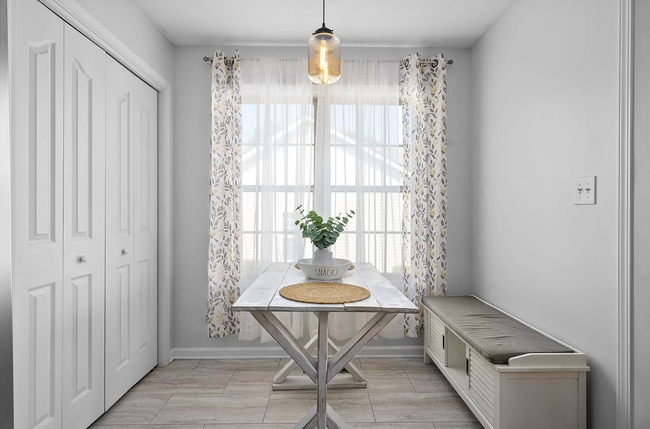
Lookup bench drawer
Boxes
[426,309,446,364]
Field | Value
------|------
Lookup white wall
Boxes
[73,0,174,82]
[469,1,619,428]
[172,45,472,353]
[634,0,650,426]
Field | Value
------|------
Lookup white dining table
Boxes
[232,262,419,429]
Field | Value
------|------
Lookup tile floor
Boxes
[91,358,482,429]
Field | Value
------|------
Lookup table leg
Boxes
[328,339,365,382]
[327,313,397,383]
[251,312,317,382]
[274,335,366,389]
[326,404,348,429]
[316,312,328,428]
[274,334,318,384]
[293,405,317,429]
[252,310,395,429]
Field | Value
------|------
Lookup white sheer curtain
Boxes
[238,58,314,342]
[238,59,404,342]
[312,60,404,340]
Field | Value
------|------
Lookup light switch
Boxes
[574,176,596,205]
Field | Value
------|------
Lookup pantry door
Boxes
[12,0,64,427]
[132,77,158,382]
[105,56,136,409]
[62,24,107,429]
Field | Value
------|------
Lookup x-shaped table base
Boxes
[273,331,367,390]
[251,311,397,429]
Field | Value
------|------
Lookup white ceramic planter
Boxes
[312,247,333,265]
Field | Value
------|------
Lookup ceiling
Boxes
[133,0,515,48]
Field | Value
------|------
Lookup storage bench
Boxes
[423,295,589,429]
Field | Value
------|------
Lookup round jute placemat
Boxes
[279,282,370,304]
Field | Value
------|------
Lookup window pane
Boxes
[242,145,258,186]
[332,232,356,261]
[331,192,357,232]
[241,101,315,271]
[327,102,403,273]
[386,193,402,233]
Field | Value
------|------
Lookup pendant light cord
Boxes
[322,0,325,26]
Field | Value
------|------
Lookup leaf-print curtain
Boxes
[207,51,243,338]
[400,53,448,337]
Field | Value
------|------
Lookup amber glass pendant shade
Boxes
[308,30,341,85]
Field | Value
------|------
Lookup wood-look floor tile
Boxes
[359,370,415,392]
[360,357,428,370]
[155,359,200,371]
[204,425,293,429]
[92,425,203,429]
[433,423,485,429]
[370,392,478,423]
[224,370,277,393]
[350,423,435,428]
[128,369,233,394]
[196,359,281,371]
[92,393,171,425]
[406,368,457,395]
[264,391,374,424]
[150,393,270,425]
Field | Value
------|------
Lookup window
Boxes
[327,103,403,274]
[241,89,402,276]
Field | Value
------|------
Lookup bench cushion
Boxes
[422,295,574,365]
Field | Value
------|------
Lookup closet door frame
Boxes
[1,1,14,428]
[35,0,174,369]
[6,0,172,425]
[4,2,173,422]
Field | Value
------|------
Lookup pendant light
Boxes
[308,0,341,85]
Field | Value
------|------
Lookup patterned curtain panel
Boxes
[400,53,448,337]
[207,51,243,338]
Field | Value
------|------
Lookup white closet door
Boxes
[12,1,64,428]
[105,56,136,409]
[62,24,106,429]
[133,79,158,381]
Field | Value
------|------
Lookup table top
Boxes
[232,262,419,313]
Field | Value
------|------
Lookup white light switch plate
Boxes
[574,176,596,205]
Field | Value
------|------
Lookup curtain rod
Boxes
[202,56,453,65]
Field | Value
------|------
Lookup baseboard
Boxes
[170,345,424,360]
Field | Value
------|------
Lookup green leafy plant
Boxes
[294,205,355,250]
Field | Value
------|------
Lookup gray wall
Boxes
[469,1,619,428]
[634,0,650,426]
[172,45,473,352]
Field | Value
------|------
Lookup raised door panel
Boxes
[133,78,158,381]
[62,25,106,429]
[12,1,64,428]
[105,56,136,409]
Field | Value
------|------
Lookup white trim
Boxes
[618,0,634,427]
[170,345,424,360]
[38,0,174,367]
[38,0,167,89]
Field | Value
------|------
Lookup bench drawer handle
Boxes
[442,334,445,350]
[466,358,469,376]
